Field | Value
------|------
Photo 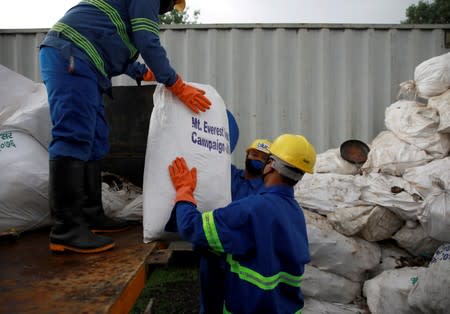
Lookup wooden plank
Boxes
[167,241,193,251]
[0,225,157,314]
[109,263,147,314]
[147,249,173,265]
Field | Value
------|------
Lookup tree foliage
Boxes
[159,8,200,25]
[402,0,450,24]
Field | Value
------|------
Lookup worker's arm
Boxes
[128,0,211,113]
[230,164,245,201]
[174,200,256,256]
[124,61,154,85]
[231,164,241,178]
[128,0,177,86]
[166,157,255,254]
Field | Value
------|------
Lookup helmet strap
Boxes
[271,156,304,181]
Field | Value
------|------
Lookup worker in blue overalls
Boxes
[199,136,272,313]
[166,134,316,313]
[39,0,211,254]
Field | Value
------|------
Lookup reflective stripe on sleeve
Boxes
[82,0,138,58]
[130,18,160,36]
[223,304,231,314]
[201,211,224,252]
[226,254,303,290]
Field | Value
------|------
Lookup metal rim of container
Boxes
[339,139,370,165]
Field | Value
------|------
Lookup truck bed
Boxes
[0,225,157,314]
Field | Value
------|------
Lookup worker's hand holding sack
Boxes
[168,75,212,113]
[142,69,211,114]
[143,83,230,242]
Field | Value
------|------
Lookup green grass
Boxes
[130,261,200,314]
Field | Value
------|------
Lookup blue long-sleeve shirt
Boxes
[40,0,177,91]
[174,185,311,313]
[231,164,264,201]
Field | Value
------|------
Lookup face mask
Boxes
[245,158,265,176]
[159,0,174,14]
[262,158,274,181]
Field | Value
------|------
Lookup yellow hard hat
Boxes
[246,139,272,154]
[174,0,186,12]
[268,134,316,174]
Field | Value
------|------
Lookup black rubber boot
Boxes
[83,160,129,233]
[49,158,115,253]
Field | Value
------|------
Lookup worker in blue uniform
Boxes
[225,110,272,200]
[39,0,211,254]
[199,137,272,313]
[166,134,316,313]
[231,138,272,201]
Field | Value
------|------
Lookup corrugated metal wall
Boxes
[1,25,449,164]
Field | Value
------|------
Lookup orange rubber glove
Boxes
[168,157,197,205]
[167,75,212,114]
[143,69,156,81]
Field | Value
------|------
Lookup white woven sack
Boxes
[420,180,450,242]
[314,148,360,175]
[304,210,381,282]
[408,243,450,313]
[363,267,426,314]
[392,224,443,257]
[360,173,424,221]
[294,173,366,215]
[403,157,450,197]
[0,65,51,148]
[303,298,364,314]
[0,130,51,234]
[361,131,433,176]
[415,52,450,97]
[302,265,361,304]
[428,89,450,133]
[385,100,450,158]
[399,53,450,98]
[143,84,231,242]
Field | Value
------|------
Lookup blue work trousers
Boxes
[199,252,226,314]
[39,46,109,161]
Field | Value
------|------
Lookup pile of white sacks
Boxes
[296,52,450,313]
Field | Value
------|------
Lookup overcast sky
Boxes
[0,0,420,29]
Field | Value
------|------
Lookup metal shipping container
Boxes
[1,24,449,168]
